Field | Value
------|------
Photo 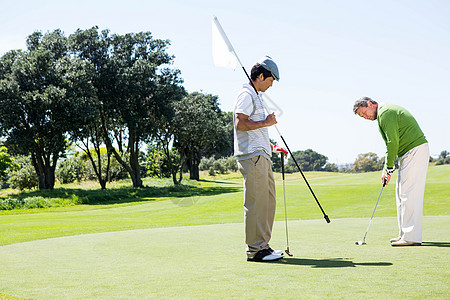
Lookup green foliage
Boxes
[81,148,128,182]
[225,156,238,172]
[435,158,450,165]
[213,160,226,174]
[435,150,450,165]
[1,27,232,189]
[0,146,12,182]
[199,155,237,175]
[8,156,38,190]
[287,149,329,172]
[56,149,128,187]
[0,197,48,210]
[56,153,86,184]
[107,154,129,181]
[0,194,83,210]
[145,145,164,177]
[199,156,216,171]
[173,92,232,180]
[0,30,97,190]
[145,144,178,178]
[323,162,339,172]
[208,166,215,176]
[0,177,205,211]
[352,152,384,173]
[69,27,185,188]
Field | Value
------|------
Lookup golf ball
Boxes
[356,241,363,245]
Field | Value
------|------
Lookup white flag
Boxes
[212,16,238,70]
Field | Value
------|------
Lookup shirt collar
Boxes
[377,102,385,119]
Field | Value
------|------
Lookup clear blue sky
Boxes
[1,0,449,164]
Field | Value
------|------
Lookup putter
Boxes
[281,153,293,256]
[356,181,386,246]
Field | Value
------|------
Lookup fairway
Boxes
[0,165,449,299]
[0,217,449,299]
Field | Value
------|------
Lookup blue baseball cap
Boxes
[257,56,280,81]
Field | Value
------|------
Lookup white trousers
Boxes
[396,143,429,243]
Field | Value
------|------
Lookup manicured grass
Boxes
[0,165,448,246]
[0,165,448,299]
[0,217,448,299]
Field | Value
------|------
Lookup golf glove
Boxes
[384,167,395,175]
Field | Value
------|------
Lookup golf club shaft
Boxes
[362,182,386,243]
[214,16,329,222]
[281,153,290,249]
[277,134,330,223]
[238,58,330,223]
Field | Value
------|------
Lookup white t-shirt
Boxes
[233,83,271,161]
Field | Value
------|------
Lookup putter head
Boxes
[355,241,367,246]
[285,248,293,257]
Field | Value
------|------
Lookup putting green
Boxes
[0,216,448,299]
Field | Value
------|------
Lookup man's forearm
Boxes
[235,117,269,131]
[235,112,276,131]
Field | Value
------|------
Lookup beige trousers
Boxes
[396,143,429,243]
[238,155,276,257]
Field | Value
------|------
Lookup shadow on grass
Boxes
[269,257,393,268]
[4,184,241,206]
[198,179,238,185]
[421,242,450,248]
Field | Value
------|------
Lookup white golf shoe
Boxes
[269,248,284,256]
[247,249,283,262]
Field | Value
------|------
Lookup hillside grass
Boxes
[0,217,449,299]
[0,165,448,246]
[0,165,448,299]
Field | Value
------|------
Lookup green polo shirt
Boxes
[377,103,427,169]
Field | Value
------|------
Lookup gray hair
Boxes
[353,97,378,114]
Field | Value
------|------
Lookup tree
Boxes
[323,163,339,172]
[74,120,113,190]
[436,150,450,165]
[81,141,112,189]
[287,149,328,171]
[0,30,97,189]
[215,111,234,158]
[352,152,383,173]
[151,117,183,184]
[69,27,184,188]
[173,92,232,181]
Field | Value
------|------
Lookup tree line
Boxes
[1,28,447,191]
[0,27,231,190]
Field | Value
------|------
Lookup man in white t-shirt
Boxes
[234,56,287,262]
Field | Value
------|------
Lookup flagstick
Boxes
[213,16,330,223]
[244,69,330,224]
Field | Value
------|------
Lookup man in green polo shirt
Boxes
[353,97,429,246]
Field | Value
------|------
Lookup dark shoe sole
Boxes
[391,243,421,247]
[247,256,284,262]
